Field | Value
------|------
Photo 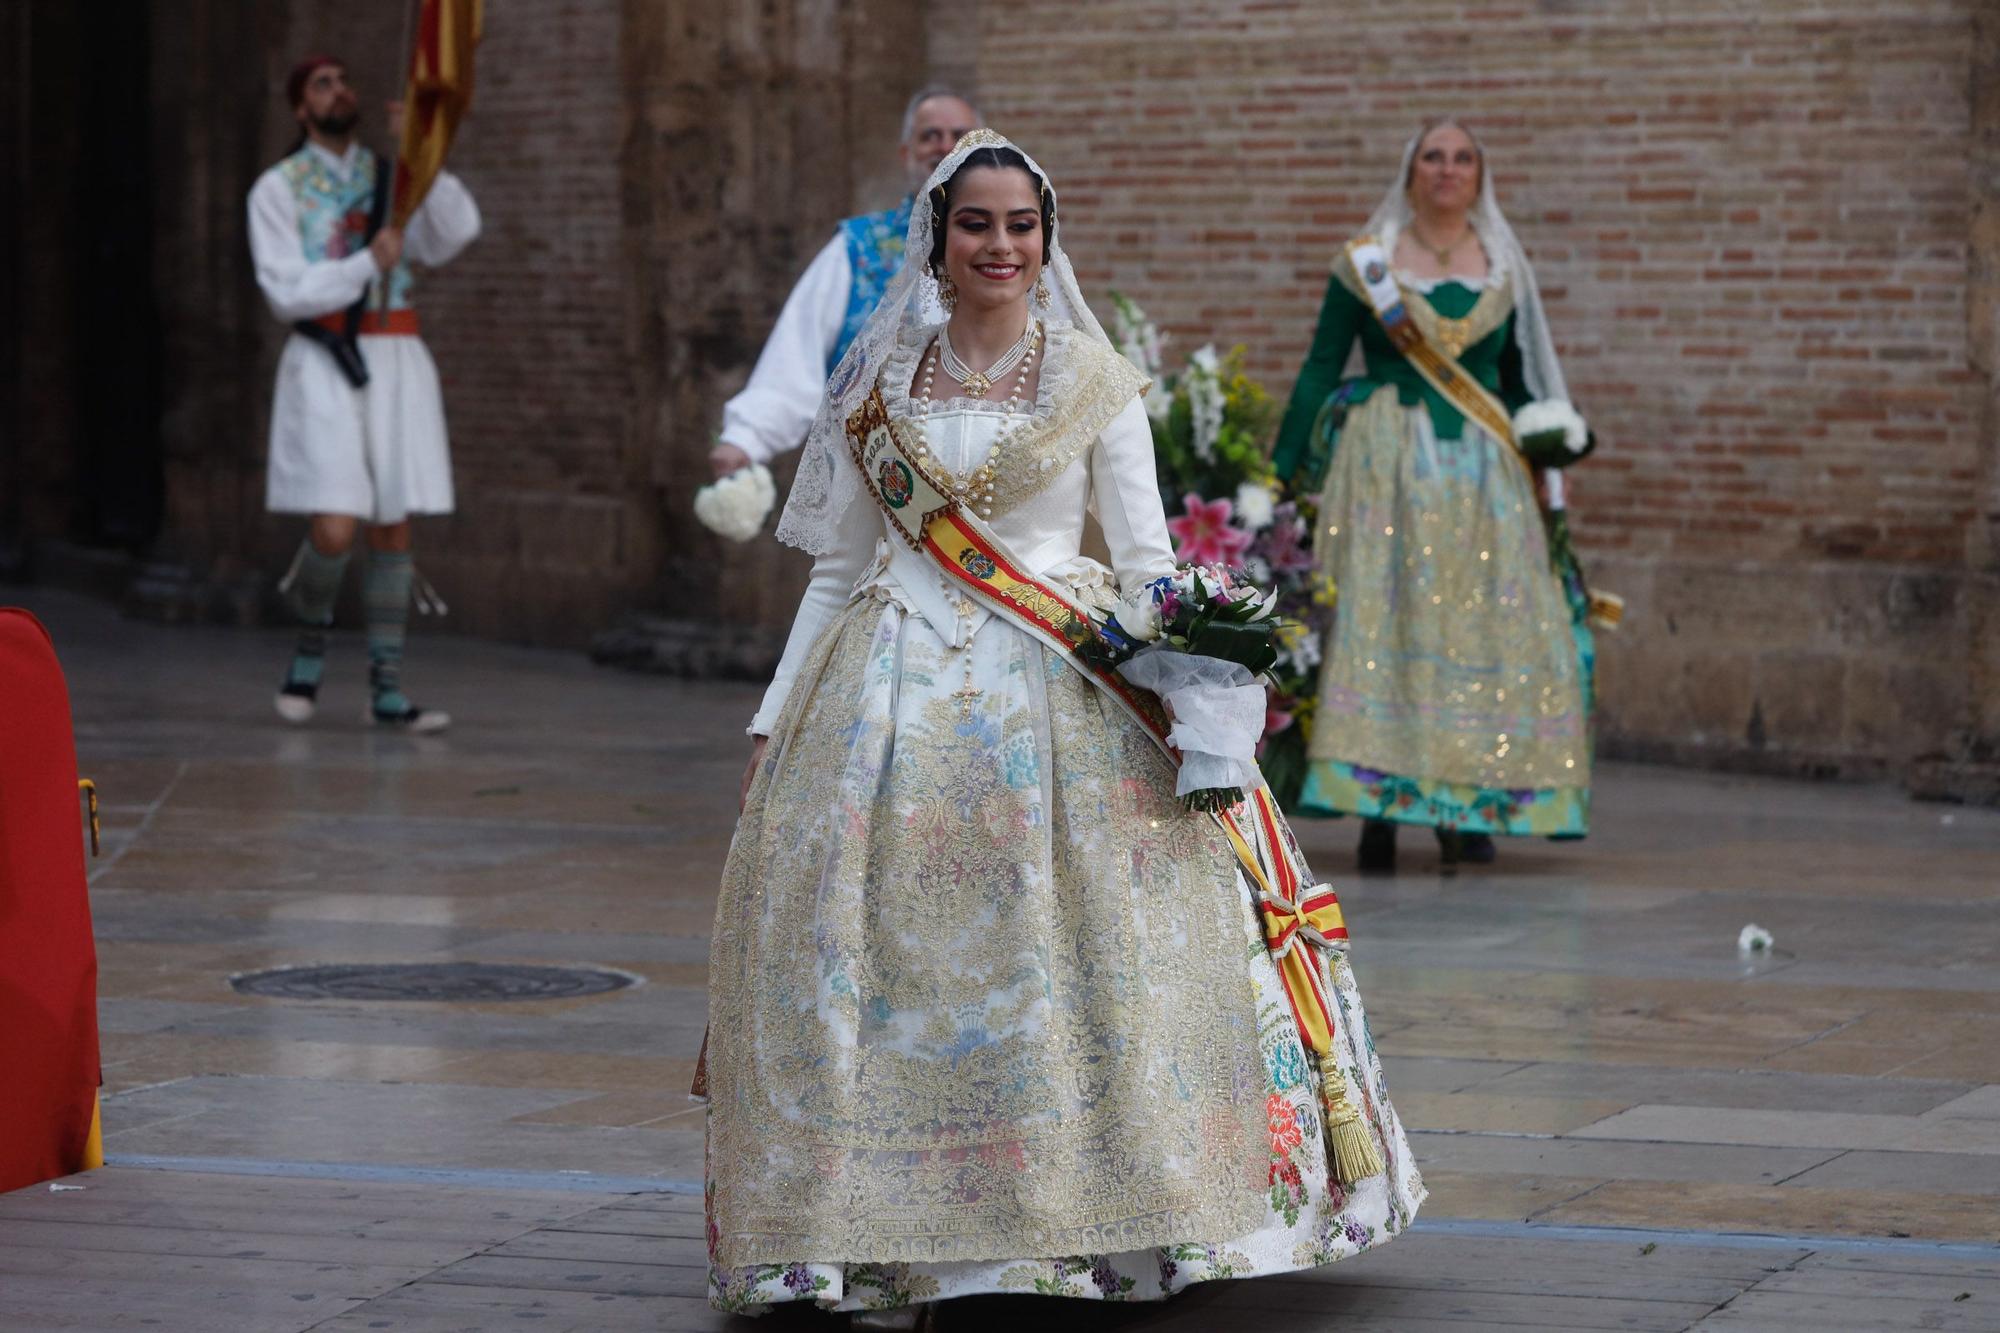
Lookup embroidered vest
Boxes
[277,146,414,311]
[832,196,913,373]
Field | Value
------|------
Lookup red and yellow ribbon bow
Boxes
[1217,786,1348,1054]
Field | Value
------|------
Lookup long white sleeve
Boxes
[749,472,878,736]
[1089,398,1180,593]
[720,233,852,465]
[247,168,380,323]
[404,170,481,267]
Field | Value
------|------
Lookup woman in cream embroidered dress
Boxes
[1273,121,1597,872]
[704,133,1424,1321]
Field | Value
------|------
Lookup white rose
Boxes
[1512,399,1590,454]
[1234,480,1276,531]
[693,463,777,543]
[1112,588,1163,642]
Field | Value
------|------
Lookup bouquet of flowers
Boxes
[1110,292,1332,809]
[1511,399,1595,469]
[1081,565,1287,813]
[693,458,777,543]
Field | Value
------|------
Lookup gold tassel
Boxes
[1317,1051,1384,1185]
[1587,589,1625,630]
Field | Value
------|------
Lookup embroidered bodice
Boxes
[750,330,1171,734]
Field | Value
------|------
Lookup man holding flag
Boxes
[249,32,479,733]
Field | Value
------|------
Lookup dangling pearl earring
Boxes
[936,269,958,314]
[1033,272,1051,310]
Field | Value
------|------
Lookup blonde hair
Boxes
[1404,118,1484,192]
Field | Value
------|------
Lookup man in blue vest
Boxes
[248,54,481,732]
[707,88,982,480]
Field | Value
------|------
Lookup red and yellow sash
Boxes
[1219,786,1350,1055]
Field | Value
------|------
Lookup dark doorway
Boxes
[1,1,164,576]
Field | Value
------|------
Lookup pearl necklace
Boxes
[937,319,1039,398]
[920,322,1040,409]
[912,323,1043,519]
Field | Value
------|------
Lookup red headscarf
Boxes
[286,54,344,108]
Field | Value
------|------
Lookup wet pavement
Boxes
[6,588,1999,1330]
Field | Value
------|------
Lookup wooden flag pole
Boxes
[377,0,421,317]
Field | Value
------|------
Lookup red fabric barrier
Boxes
[0,608,101,1192]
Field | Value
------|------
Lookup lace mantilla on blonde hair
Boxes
[776,131,1125,556]
[1364,120,1570,404]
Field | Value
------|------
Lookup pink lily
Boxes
[1166,494,1253,567]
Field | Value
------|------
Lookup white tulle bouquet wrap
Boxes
[1511,399,1592,468]
[1090,565,1285,812]
[693,463,776,542]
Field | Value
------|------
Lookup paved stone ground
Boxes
[4,589,1999,1331]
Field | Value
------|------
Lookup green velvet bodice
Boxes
[1273,274,1532,485]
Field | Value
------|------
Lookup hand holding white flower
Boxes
[1512,399,1590,456]
[693,463,777,543]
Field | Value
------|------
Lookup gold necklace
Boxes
[1409,219,1473,269]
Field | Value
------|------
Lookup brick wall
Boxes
[14,0,1991,775]
[953,0,1991,773]
[400,0,640,644]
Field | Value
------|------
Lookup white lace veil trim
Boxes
[775,131,1116,556]
[1364,122,1569,405]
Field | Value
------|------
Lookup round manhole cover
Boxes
[230,962,638,1002]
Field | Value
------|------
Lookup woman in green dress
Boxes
[1272,120,1597,872]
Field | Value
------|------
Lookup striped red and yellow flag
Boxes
[391,0,483,228]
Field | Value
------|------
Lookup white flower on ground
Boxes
[693,463,776,543]
[1234,480,1277,531]
[1111,587,1163,642]
[1512,399,1589,454]
[1737,924,1774,954]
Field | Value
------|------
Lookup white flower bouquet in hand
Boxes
[694,463,776,542]
[1511,399,1594,467]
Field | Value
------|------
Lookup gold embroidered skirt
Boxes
[704,596,1424,1308]
[1305,392,1592,833]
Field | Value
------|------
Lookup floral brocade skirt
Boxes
[704,594,1424,1314]
[1303,394,1593,837]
